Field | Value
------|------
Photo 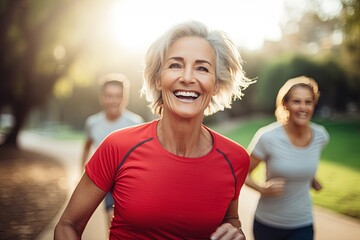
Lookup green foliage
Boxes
[0,0,121,145]
[255,54,349,113]
[340,0,360,89]
[254,58,289,112]
[341,0,360,41]
[216,117,360,220]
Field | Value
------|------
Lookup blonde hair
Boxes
[140,20,254,116]
[275,76,320,124]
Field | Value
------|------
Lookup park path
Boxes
[18,130,360,240]
[19,131,108,240]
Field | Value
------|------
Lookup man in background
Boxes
[82,72,144,227]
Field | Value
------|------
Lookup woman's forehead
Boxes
[166,36,215,64]
[287,86,314,98]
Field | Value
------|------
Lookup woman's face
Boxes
[157,36,217,119]
[284,86,315,126]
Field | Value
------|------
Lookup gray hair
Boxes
[140,20,254,116]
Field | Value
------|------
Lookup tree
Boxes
[341,0,360,66]
[255,54,349,114]
[339,0,360,106]
[254,0,359,113]
[0,0,106,147]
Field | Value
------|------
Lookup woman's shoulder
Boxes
[122,109,145,123]
[310,122,330,141]
[86,111,105,124]
[213,131,243,148]
[105,120,156,145]
[255,122,282,138]
[209,128,249,158]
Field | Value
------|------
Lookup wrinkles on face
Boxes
[158,36,217,119]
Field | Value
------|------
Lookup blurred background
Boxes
[0,1,359,239]
[0,0,359,145]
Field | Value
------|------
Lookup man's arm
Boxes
[81,138,93,168]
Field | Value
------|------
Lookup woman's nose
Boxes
[300,102,307,109]
[180,68,195,84]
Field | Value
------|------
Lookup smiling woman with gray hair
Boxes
[55,20,253,240]
[141,20,252,117]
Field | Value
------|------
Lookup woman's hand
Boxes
[311,178,322,191]
[261,178,286,197]
[210,223,245,240]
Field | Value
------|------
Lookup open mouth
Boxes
[296,112,308,119]
[174,90,200,100]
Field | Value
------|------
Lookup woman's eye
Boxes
[169,63,182,69]
[197,66,209,72]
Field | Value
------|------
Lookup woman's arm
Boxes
[54,173,107,240]
[245,155,285,197]
[244,155,262,192]
[210,199,245,240]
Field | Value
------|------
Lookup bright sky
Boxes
[102,0,342,53]
[104,0,286,51]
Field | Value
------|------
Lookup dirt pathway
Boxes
[19,131,108,240]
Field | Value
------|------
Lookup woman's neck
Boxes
[283,122,312,147]
[157,115,213,158]
[105,111,121,121]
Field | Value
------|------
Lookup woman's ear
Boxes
[282,100,288,110]
[155,78,162,91]
[212,81,219,96]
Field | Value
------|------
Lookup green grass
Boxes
[312,118,360,219]
[213,116,360,220]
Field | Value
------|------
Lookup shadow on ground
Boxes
[0,146,67,240]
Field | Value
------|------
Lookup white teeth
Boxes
[174,91,199,98]
[298,112,307,118]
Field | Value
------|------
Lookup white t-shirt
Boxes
[248,122,329,228]
[85,110,144,149]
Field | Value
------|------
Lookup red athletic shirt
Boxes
[86,120,250,239]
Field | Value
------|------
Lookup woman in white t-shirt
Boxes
[245,76,329,240]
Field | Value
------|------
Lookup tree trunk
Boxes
[1,103,31,148]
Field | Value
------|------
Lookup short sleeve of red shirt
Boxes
[85,133,122,192]
[85,122,151,192]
